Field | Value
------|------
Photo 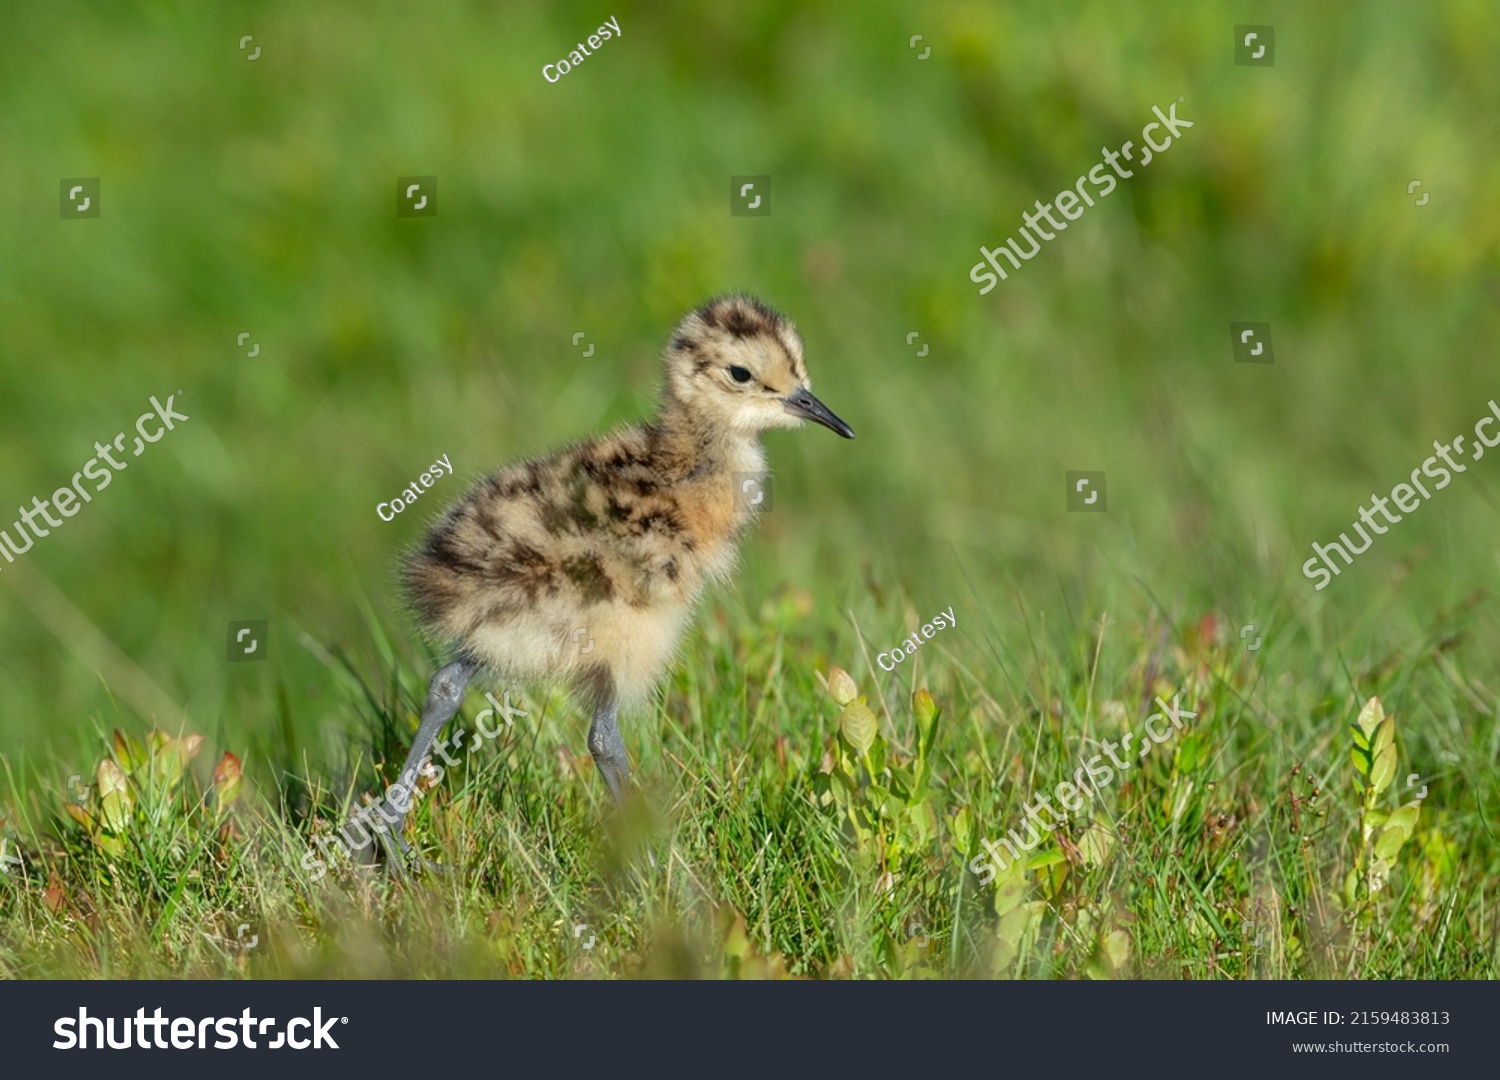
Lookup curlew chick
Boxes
[382,295,854,859]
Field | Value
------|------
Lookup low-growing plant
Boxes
[61,728,242,860]
[814,667,942,877]
[1343,696,1422,920]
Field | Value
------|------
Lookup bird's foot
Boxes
[370,810,450,879]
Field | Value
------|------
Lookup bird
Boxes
[375,294,854,864]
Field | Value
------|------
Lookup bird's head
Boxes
[661,295,855,440]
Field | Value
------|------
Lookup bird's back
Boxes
[402,419,761,702]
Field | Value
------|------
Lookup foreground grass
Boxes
[2,582,1497,980]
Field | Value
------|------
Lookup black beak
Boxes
[784,386,855,439]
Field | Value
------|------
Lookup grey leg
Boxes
[587,697,630,804]
[579,669,656,868]
[377,657,475,867]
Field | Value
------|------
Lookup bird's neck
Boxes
[654,398,766,482]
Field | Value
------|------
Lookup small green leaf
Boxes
[995,896,1033,949]
[904,801,937,846]
[1101,929,1131,971]
[96,759,133,832]
[994,859,1030,916]
[722,914,751,959]
[912,688,939,751]
[951,806,973,854]
[1382,803,1420,844]
[1369,742,1397,796]
[1079,820,1115,868]
[1371,715,1396,762]
[840,700,879,757]
[1355,695,1384,740]
[151,735,185,789]
[1026,848,1066,869]
[113,729,146,774]
[827,667,859,708]
[1374,824,1411,862]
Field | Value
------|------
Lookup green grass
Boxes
[2,583,1497,978]
[3,0,1500,978]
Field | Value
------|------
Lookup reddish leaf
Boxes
[42,872,68,916]
[213,752,243,810]
[62,803,95,832]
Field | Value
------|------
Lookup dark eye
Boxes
[728,365,753,384]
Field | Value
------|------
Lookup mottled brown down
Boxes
[402,295,845,715]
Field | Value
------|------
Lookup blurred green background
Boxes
[2,0,1498,781]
